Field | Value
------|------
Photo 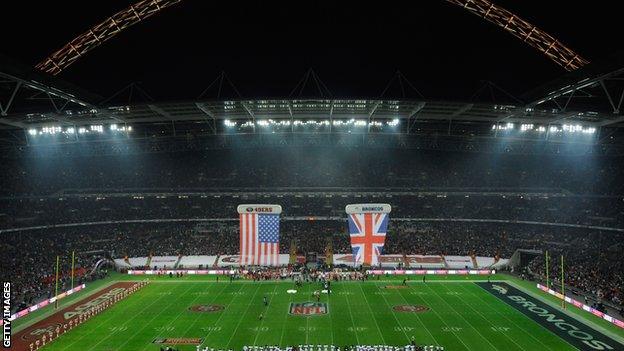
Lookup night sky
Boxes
[2,1,621,101]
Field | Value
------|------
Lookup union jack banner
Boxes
[238,205,281,266]
[348,212,389,266]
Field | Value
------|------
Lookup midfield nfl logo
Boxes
[289,302,328,316]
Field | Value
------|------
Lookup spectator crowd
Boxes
[1,148,623,196]
[3,219,622,310]
[1,147,622,314]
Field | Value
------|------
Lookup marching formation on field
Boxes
[238,345,444,351]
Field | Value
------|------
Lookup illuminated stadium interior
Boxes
[1,1,624,351]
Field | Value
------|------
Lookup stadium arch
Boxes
[35,0,588,76]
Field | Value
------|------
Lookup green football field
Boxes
[24,275,624,351]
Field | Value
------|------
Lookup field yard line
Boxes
[305,282,311,344]
[374,283,432,345]
[198,283,246,347]
[437,282,530,351]
[327,284,335,347]
[383,285,440,346]
[457,283,557,351]
[142,282,232,351]
[251,283,279,346]
[423,283,500,351]
[342,283,361,345]
[166,283,232,339]
[56,282,180,351]
[356,283,388,344]
[277,282,297,347]
[91,282,198,351]
[396,285,471,351]
[224,283,263,349]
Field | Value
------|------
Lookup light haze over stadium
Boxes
[1,1,624,351]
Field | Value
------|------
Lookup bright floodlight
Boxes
[389,118,400,126]
[28,129,37,136]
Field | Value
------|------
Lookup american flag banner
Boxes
[237,204,282,266]
[346,204,392,266]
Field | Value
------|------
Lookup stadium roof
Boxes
[2,50,624,132]
[0,97,617,129]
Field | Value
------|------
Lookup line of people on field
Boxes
[234,345,445,351]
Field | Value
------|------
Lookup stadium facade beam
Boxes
[526,67,624,110]
[599,80,624,115]
[542,112,586,125]
[0,69,122,128]
[195,102,218,134]
[0,81,21,117]
[0,118,27,129]
[451,103,473,117]
[367,100,381,132]
[598,116,624,127]
[148,104,174,120]
[0,72,94,111]
[329,100,335,133]
[407,102,426,134]
[287,101,294,133]
[241,102,256,133]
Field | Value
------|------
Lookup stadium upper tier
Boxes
[2,149,623,196]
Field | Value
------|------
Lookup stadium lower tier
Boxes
[3,221,623,317]
[9,275,624,351]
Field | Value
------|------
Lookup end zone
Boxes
[477,282,624,351]
[12,282,144,351]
